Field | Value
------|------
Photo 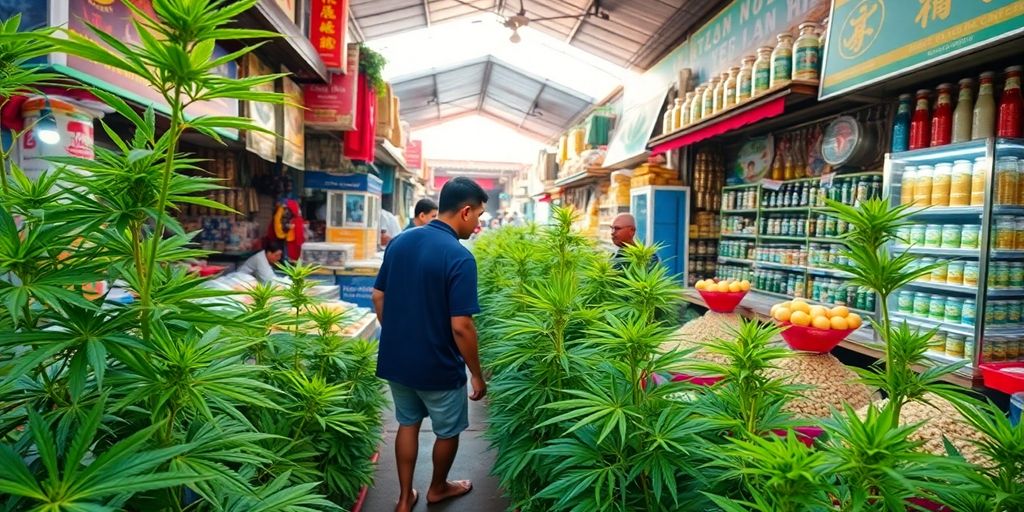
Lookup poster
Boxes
[303,44,359,130]
[281,70,305,170]
[405,140,423,170]
[310,0,348,70]
[244,54,278,162]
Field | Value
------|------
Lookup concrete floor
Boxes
[360,395,510,512]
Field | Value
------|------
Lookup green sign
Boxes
[821,0,1024,99]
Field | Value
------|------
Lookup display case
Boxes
[304,171,383,261]
[885,138,1024,379]
[630,185,690,282]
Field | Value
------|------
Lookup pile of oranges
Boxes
[695,278,751,293]
[771,299,863,331]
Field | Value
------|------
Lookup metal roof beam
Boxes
[565,0,593,43]
[477,60,494,112]
[349,7,366,42]
[519,82,547,128]
[423,0,431,27]
[432,73,441,120]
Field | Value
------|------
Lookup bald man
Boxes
[610,213,660,270]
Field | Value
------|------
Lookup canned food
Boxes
[1016,218,1024,249]
[909,224,927,245]
[946,261,965,286]
[897,290,914,313]
[1011,263,1024,287]
[944,297,964,323]
[982,340,994,362]
[962,298,977,326]
[918,257,936,282]
[896,226,911,245]
[994,262,1011,288]
[941,224,962,248]
[925,224,943,248]
[995,216,1016,250]
[964,336,976,361]
[1009,301,1023,324]
[930,260,948,282]
[961,225,981,249]
[964,262,980,286]
[1008,339,1021,360]
[913,292,932,316]
[929,295,946,320]
[929,331,947,353]
[993,301,1009,324]
[945,333,966,358]
[991,339,1007,361]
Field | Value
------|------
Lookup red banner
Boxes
[310,0,348,71]
[303,44,359,130]
[434,176,495,190]
[405,140,423,169]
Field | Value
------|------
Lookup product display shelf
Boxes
[759,235,807,242]
[886,138,1024,384]
[721,208,759,214]
[761,206,810,212]
[723,182,759,191]
[722,232,757,238]
[719,256,754,265]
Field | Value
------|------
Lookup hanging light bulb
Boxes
[35,98,60,145]
[509,28,521,44]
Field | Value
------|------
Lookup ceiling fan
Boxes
[453,0,610,43]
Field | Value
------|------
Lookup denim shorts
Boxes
[388,381,469,439]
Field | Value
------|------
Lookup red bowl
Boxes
[778,322,856,353]
[906,497,950,512]
[697,289,748,313]
[770,426,825,447]
[979,362,1024,395]
[669,372,724,386]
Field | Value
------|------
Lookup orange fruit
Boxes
[739,279,751,291]
[809,305,828,318]
[728,282,741,293]
[780,301,792,310]
[774,307,792,322]
[846,313,863,329]
[717,282,731,293]
[790,299,810,314]
[770,304,781,316]
[695,280,704,290]
[830,316,849,330]
[812,315,832,329]
[830,306,850,318]
[790,311,812,327]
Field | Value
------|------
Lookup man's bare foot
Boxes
[426,480,472,505]
[395,488,418,512]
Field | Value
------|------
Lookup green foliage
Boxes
[357,43,388,96]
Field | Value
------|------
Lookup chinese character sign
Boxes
[311,0,349,71]
[820,0,1024,99]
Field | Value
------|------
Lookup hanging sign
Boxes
[405,140,423,170]
[281,70,306,170]
[244,54,278,162]
[310,0,349,71]
[820,0,1024,100]
[303,44,359,130]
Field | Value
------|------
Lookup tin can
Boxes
[946,261,965,285]
[993,301,1009,325]
[918,257,936,281]
[924,224,943,247]
[929,331,947,353]
[964,336,975,361]
[1009,300,1023,324]
[962,298,977,326]
[896,226,911,245]
[1008,339,1021,360]
[941,224,962,248]
[929,295,946,320]
[897,290,914,313]
[1016,218,1024,249]
[994,262,1011,288]
[930,260,948,282]
[944,297,964,323]
[995,216,1016,250]
[982,339,994,362]
[945,333,966,358]
[964,262,980,286]
[909,224,927,245]
[991,339,1007,361]
[913,292,931,316]
[1011,263,1024,287]
[960,225,981,249]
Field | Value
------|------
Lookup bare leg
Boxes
[426,435,472,504]
[395,422,422,512]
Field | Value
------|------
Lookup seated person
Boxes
[237,239,284,283]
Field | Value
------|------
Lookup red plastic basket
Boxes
[669,372,724,386]
[777,322,856,353]
[979,362,1024,395]
[697,289,748,313]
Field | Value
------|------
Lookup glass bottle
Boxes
[671,98,683,131]
[793,22,821,81]
[930,83,953,147]
[892,93,912,152]
[952,78,974,143]
[770,33,794,88]
[723,67,740,110]
[662,110,672,135]
[702,77,719,119]
[972,71,996,140]
[681,92,695,127]
[998,65,1022,138]
[712,72,729,114]
[909,89,931,150]
[690,85,706,124]
[753,46,773,96]
[737,56,755,103]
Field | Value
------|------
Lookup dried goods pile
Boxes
[661,311,744,364]
[859,395,990,466]
[768,352,873,418]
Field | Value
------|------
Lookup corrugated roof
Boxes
[392,57,593,140]
[349,0,722,70]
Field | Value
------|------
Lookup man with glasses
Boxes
[372,177,488,511]
[611,213,660,270]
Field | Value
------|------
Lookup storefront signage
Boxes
[304,171,383,195]
[244,54,277,163]
[310,0,348,71]
[281,71,305,170]
[66,0,239,121]
[405,140,423,170]
[303,44,359,130]
[821,0,1024,99]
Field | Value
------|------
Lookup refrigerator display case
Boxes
[630,185,690,282]
[884,138,1024,380]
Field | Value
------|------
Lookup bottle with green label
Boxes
[793,22,820,81]
[770,32,793,89]
[702,77,720,119]
[737,56,755,103]
[753,46,773,96]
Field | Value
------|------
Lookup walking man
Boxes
[372,177,489,512]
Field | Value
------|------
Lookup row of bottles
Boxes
[724,175,882,210]
[754,213,859,239]
[693,149,725,210]
[664,21,826,133]
[821,176,884,206]
[893,65,1023,151]
[767,124,828,180]
[723,187,759,210]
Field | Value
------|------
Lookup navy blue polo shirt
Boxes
[374,220,480,390]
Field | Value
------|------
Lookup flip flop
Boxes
[426,480,473,505]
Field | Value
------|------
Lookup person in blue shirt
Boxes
[403,197,439,231]
[372,177,488,511]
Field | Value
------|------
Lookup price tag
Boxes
[761,179,783,191]
[820,172,836,189]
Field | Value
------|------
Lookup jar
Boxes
[996,157,1019,205]
[950,159,973,206]
[737,56,755,103]
[952,78,975,143]
[973,71,996,140]
[1018,158,1024,205]
[662,110,673,134]
[981,340,993,362]
[962,298,977,325]
[918,257,936,281]
[892,93,913,152]
[753,47,773,96]
[946,261,965,285]
[671,98,684,131]
[690,85,706,123]
[1008,338,1021,360]
[994,261,1011,288]
[770,33,793,88]
[928,294,946,320]
[702,78,719,118]
[964,262,980,287]
[896,226,911,245]
[924,224,943,248]
[930,83,954,147]
[940,224,961,248]
[993,301,1009,324]
[998,65,1022,138]
[897,290,914,313]
[900,166,917,205]
[910,89,932,150]
[681,92,695,127]
[995,216,1016,249]
[1009,300,1024,325]
[723,67,740,110]
[713,72,729,114]
[1015,218,1024,249]
[961,225,981,249]
[929,331,947,353]
[914,165,934,206]
[931,162,952,206]
[964,336,976,360]
[945,333,966,358]
[793,22,821,81]
[944,297,964,323]
[913,292,931,316]
[930,259,948,282]
[971,157,988,206]
[1011,262,1024,287]
[910,224,927,245]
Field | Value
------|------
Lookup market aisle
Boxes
[361,394,509,511]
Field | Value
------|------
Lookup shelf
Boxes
[808,237,847,244]
[833,171,884,179]
[889,139,988,163]
[991,250,1024,259]
[759,235,807,241]
[890,313,975,336]
[987,288,1024,297]
[718,257,754,265]
[722,233,757,239]
[903,206,984,218]
[895,245,978,257]
[807,266,854,277]
[722,209,758,214]
[755,261,805,272]
[761,206,811,212]
[723,183,759,191]
[903,280,979,295]
[690,236,721,240]
[689,254,718,258]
